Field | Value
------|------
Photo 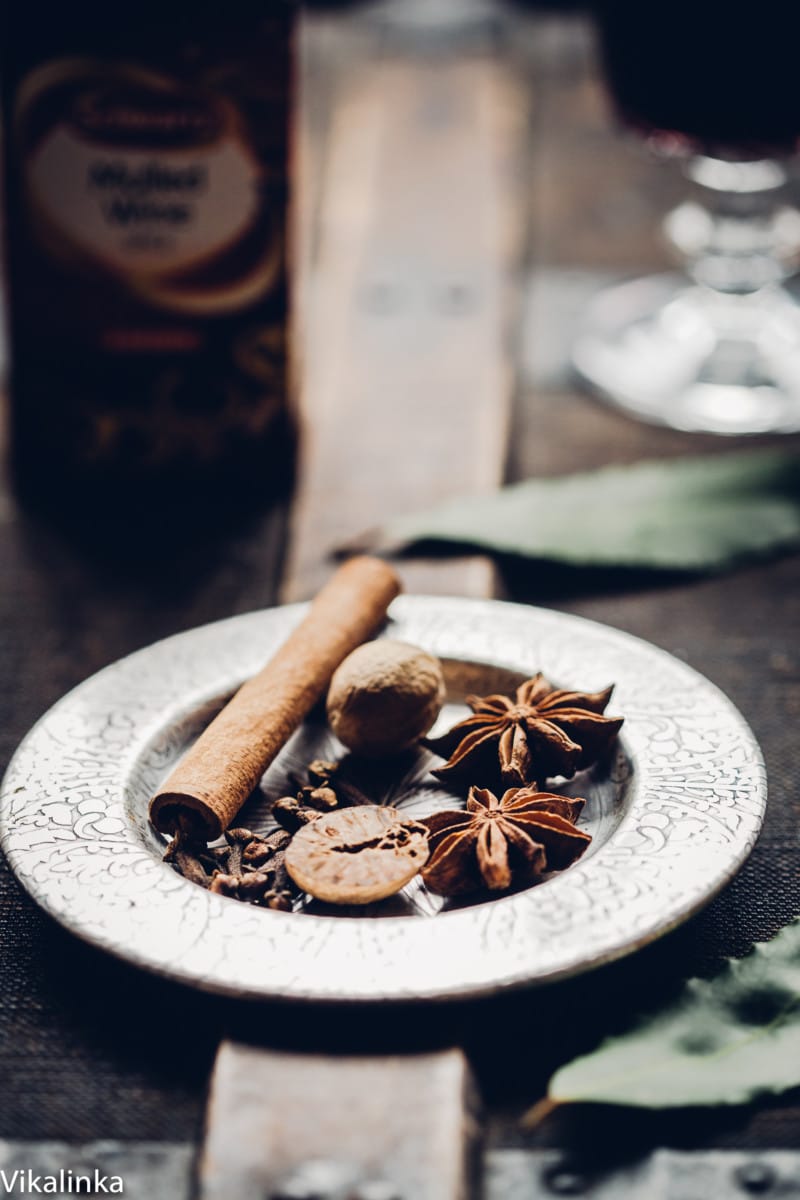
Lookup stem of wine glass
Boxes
[665,155,800,295]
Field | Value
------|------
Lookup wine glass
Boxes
[572,1,800,434]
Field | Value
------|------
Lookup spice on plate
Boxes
[297,759,374,810]
[163,657,617,909]
[284,805,430,905]
[326,640,445,757]
[271,796,325,833]
[426,673,623,791]
[421,786,591,896]
[165,825,299,910]
[149,556,401,841]
[270,759,374,832]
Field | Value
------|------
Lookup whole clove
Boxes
[225,827,256,875]
[307,759,340,786]
[164,831,213,889]
[209,872,240,897]
[304,786,339,812]
[243,828,291,866]
[272,797,320,833]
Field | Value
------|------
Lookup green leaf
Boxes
[544,919,800,1111]
[366,450,800,572]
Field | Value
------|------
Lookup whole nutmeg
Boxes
[326,639,445,757]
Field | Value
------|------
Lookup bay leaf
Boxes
[365,449,800,572]
[535,919,800,1113]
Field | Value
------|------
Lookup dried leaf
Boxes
[536,919,800,1113]
[361,450,800,573]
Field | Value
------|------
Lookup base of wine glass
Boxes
[572,273,800,435]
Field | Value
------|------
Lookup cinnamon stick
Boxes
[149,556,401,840]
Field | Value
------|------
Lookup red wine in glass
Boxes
[572,3,800,433]
[593,1,800,158]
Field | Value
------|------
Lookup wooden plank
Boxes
[199,20,527,1200]
[283,20,529,601]
[198,1044,480,1200]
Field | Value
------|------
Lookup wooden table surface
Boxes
[1,3,799,1192]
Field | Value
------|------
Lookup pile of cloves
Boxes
[163,759,373,909]
[271,759,371,833]
[164,825,298,910]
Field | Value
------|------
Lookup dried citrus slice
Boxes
[285,806,429,905]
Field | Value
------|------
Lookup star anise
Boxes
[421,786,591,896]
[426,673,623,791]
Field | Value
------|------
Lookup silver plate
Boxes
[0,597,766,1001]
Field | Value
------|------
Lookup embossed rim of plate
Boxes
[0,597,766,1001]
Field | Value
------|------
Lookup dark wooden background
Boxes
[1,1,798,1175]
